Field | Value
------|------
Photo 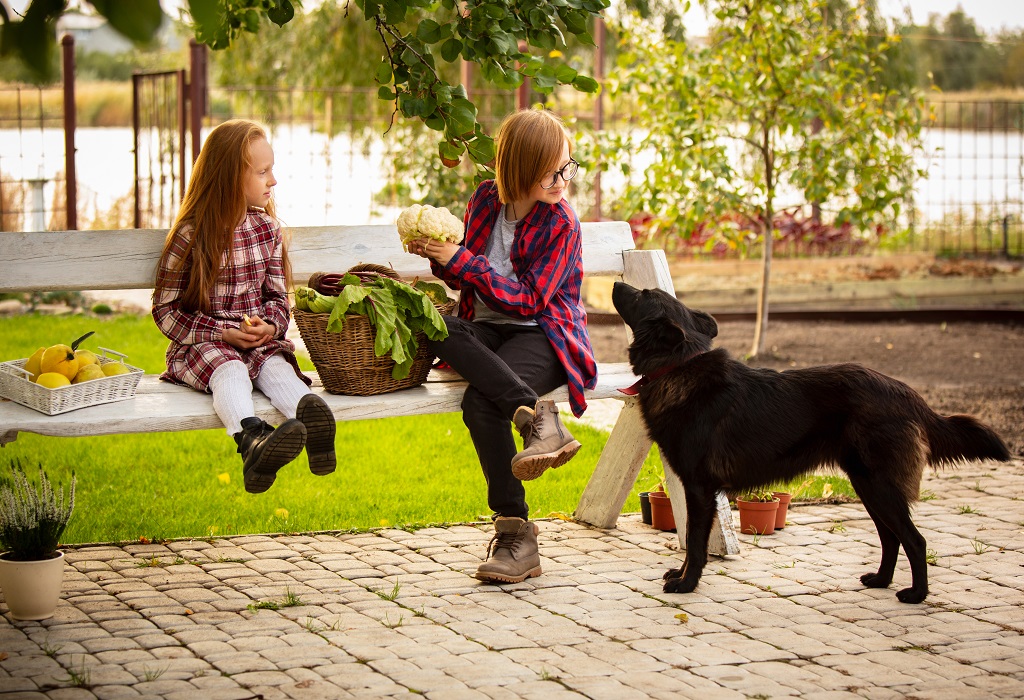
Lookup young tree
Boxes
[599,0,924,357]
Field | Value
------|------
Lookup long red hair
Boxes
[156,119,289,313]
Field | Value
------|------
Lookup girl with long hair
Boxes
[153,119,336,494]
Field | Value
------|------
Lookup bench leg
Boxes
[662,460,741,557]
[574,398,741,556]
[574,397,651,529]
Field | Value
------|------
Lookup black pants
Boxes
[427,317,567,520]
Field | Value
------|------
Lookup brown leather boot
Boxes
[511,400,582,481]
[475,517,542,583]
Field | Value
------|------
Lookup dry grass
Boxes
[0,82,132,127]
[1,176,25,231]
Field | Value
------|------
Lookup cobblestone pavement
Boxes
[2,459,1023,700]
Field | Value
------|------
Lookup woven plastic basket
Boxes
[0,348,144,415]
[295,265,456,396]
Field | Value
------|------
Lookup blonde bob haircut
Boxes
[494,108,572,204]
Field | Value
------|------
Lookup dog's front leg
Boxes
[663,483,717,594]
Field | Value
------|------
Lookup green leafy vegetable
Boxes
[326,274,449,379]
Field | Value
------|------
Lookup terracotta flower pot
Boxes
[773,492,792,529]
[736,497,780,535]
[649,490,676,531]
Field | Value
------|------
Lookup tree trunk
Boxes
[750,127,774,358]
[749,209,773,358]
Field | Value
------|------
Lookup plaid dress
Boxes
[152,209,308,392]
[429,180,597,417]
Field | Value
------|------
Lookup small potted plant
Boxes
[649,482,676,531]
[0,463,76,620]
[735,488,780,535]
[771,485,793,530]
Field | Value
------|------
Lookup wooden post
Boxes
[61,34,77,230]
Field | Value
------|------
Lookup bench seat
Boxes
[0,362,639,443]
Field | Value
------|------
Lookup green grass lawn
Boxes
[1,312,853,544]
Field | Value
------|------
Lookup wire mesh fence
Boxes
[1,80,1021,259]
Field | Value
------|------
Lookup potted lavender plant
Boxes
[0,463,76,620]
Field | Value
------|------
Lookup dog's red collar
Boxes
[618,352,706,396]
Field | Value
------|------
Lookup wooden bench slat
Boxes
[0,363,639,443]
[0,222,635,293]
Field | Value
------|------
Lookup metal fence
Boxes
[2,73,1022,258]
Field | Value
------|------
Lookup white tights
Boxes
[209,355,312,435]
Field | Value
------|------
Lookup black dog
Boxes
[612,281,1011,603]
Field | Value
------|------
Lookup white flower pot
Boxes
[0,551,65,620]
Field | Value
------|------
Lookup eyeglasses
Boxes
[540,159,579,189]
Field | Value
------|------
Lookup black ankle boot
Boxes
[234,417,306,494]
[296,394,337,476]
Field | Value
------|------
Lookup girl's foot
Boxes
[296,394,337,475]
[234,417,306,493]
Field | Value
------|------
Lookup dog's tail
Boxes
[925,414,1011,466]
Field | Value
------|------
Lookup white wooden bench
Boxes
[0,224,739,555]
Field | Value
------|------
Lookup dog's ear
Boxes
[634,318,689,350]
[694,310,718,339]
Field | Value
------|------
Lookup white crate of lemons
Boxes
[0,332,144,415]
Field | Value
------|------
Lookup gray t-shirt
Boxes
[473,204,538,326]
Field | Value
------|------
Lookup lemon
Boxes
[73,364,105,384]
[74,349,99,367]
[23,347,46,381]
[36,372,71,389]
[101,362,131,377]
[40,344,79,381]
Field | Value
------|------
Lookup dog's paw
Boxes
[859,572,892,588]
[662,567,683,581]
[663,576,698,594]
[896,586,927,604]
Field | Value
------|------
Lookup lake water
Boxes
[2,125,1022,231]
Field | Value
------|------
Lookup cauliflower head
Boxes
[396,204,464,247]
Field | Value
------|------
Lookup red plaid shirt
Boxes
[152,209,308,392]
[430,180,597,416]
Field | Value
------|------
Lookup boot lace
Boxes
[486,529,523,558]
[517,410,548,449]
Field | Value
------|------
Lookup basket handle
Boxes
[8,363,32,380]
[99,347,128,361]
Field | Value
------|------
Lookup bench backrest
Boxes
[0,222,636,294]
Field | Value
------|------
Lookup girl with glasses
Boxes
[408,108,596,584]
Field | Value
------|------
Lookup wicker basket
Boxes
[295,265,457,396]
[0,348,144,415]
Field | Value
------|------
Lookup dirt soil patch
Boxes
[588,316,1024,457]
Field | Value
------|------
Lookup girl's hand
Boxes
[242,314,277,340]
[222,315,276,349]
[410,238,459,266]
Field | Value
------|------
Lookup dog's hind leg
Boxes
[849,471,929,603]
[663,482,718,594]
[851,484,900,589]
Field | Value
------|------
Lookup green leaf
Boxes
[378,85,396,100]
[571,75,599,92]
[439,140,465,160]
[375,61,393,84]
[447,98,478,137]
[466,134,496,164]
[188,0,229,48]
[440,37,463,62]
[555,64,578,83]
[416,19,443,43]
[90,0,162,43]
[266,0,295,27]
